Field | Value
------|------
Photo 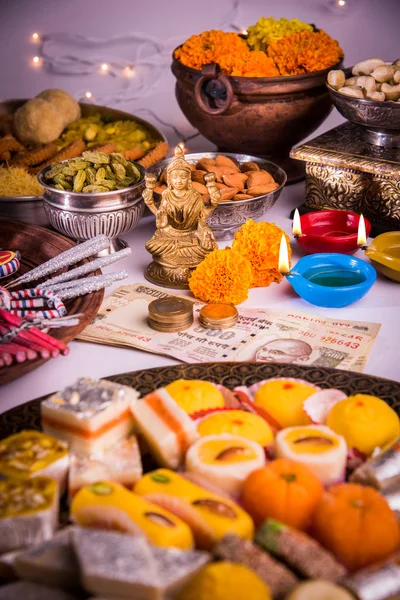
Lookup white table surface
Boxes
[1,0,400,413]
[1,184,399,414]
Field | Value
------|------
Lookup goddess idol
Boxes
[143,146,221,289]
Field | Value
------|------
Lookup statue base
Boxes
[145,261,193,290]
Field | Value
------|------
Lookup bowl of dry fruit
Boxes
[172,17,343,183]
[327,58,400,147]
[38,150,146,252]
[147,153,286,240]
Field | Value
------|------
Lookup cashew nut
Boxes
[337,86,365,99]
[352,58,385,76]
[327,69,345,90]
[370,65,395,83]
[393,70,400,84]
[344,77,357,86]
[366,91,386,101]
[355,76,376,94]
[381,83,400,101]
[392,59,400,68]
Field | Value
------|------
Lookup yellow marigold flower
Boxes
[267,30,343,76]
[232,219,291,288]
[188,248,253,305]
[177,562,272,600]
[247,16,313,52]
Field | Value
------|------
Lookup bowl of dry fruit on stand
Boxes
[0,90,168,227]
[147,152,287,240]
[327,58,400,147]
[172,17,344,183]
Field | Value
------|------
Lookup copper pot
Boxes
[171,55,341,183]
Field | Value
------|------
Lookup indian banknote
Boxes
[77,283,381,373]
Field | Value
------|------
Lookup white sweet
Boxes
[275,425,347,485]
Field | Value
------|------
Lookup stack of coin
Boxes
[199,303,238,330]
[148,297,194,332]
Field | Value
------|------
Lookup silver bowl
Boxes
[328,67,400,147]
[0,99,167,227]
[147,152,287,240]
[38,161,146,254]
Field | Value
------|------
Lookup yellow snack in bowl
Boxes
[165,380,225,414]
[254,379,317,428]
[326,394,400,456]
[197,410,274,447]
[70,481,194,550]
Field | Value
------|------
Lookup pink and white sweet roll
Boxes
[131,388,199,469]
[275,425,347,486]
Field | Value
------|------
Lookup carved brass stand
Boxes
[291,122,400,232]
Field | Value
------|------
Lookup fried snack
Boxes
[0,115,14,137]
[122,146,146,161]
[36,90,81,128]
[32,140,86,174]
[0,166,43,196]
[11,143,58,167]
[0,135,24,155]
[14,99,65,145]
[90,142,117,155]
[138,141,169,168]
[0,150,11,161]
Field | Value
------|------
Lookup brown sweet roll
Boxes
[138,141,169,169]
[11,143,59,167]
[0,135,24,155]
[255,520,347,582]
[122,146,146,161]
[214,534,298,599]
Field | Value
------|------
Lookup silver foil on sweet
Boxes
[351,440,400,490]
[43,378,127,418]
[343,555,400,600]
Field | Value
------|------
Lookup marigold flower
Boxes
[232,219,291,287]
[247,17,313,52]
[188,248,253,305]
[267,30,343,76]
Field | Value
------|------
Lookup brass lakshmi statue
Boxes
[143,146,221,289]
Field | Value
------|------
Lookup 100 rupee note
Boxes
[77,283,381,373]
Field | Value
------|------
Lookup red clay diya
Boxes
[293,210,371,255]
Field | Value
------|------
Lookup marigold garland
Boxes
[188,248,253,305]
[267,30,343,76]
[232,220,291,288]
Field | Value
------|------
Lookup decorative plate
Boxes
[0,217,103,385]
[1,362,399,437]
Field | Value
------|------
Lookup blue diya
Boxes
[284,253,376,308]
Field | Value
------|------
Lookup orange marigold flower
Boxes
[232,219,291,288]
[175,30,249,72]
[188,248,253,305]
[267,30,343,76]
